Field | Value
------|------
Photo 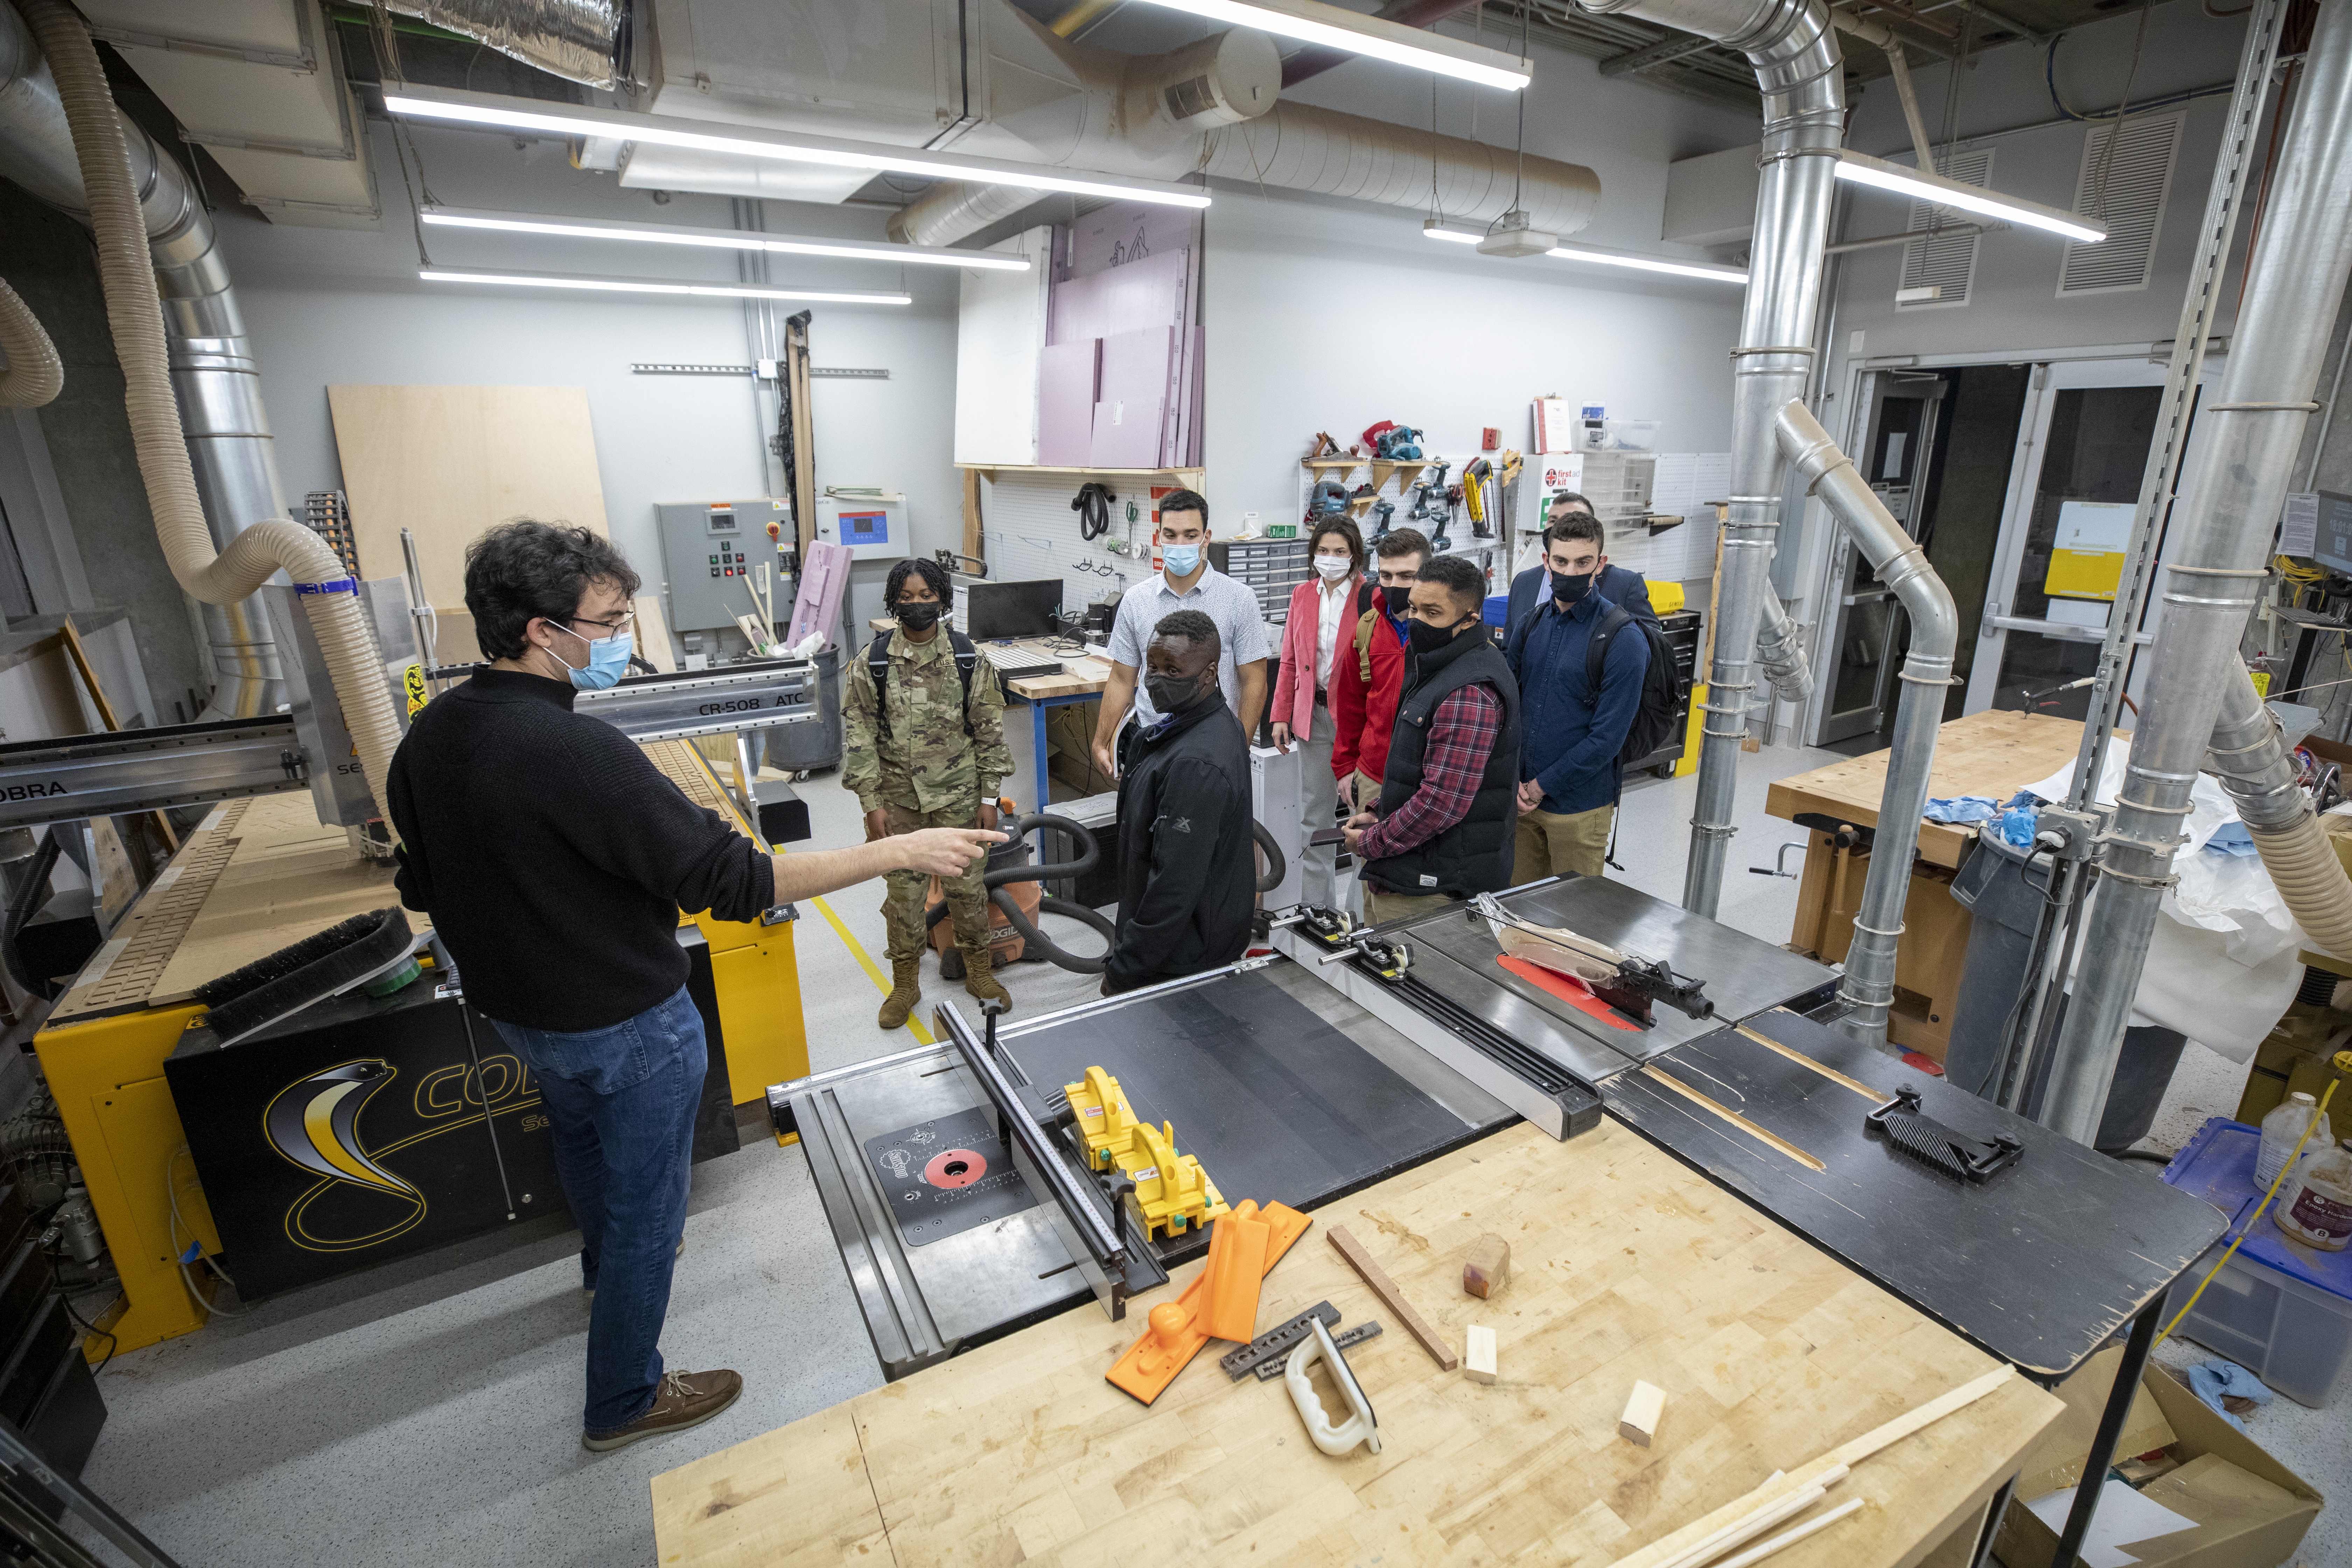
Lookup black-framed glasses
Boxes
[566,612,636,636]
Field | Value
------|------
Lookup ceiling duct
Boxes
[379,0,624,88]
[627,0,1599,247]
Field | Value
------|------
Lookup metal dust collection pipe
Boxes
[1776,401,1956,1043]
[1,0,284,717]
[1755,591,1814,705]
[15,0,406,830]
[1576,0,1845,919]
[2207,668,2352,958]
[2041,0,2352,1145]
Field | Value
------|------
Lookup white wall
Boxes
[216,121,965,607]
[1199,28,1758,545]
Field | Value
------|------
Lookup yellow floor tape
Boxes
[810,895,936,1046]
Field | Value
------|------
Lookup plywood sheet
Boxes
[653,1117,2063,1568]
[327,386,611,621]
[1089,328,1171,469]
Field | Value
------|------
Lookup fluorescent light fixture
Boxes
[421,207,1031,270]
[1834,149,2107,244]
[1426,219,1745,283]
[1132,0,1531,90]
[418,267,912,305]
[384,84,1212,210]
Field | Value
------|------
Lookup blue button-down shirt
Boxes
[1510,590,1650,813]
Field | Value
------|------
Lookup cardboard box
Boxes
[1995,1349,2322,1568]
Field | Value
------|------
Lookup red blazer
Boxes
[1330,587,1409,786]
[1270,574,1361,736]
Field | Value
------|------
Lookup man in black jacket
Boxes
[1101,610,1255,995]
[388,522,997,1455]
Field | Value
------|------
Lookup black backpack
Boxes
[1585,607,1684,770]
[866,629,979,739]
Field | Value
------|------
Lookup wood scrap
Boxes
[1464,1325,1496,1385]
[1654,1470,1843,1568]
[1713,1496,1863,1568]
[1327,1224,1455,1371]
[1639,1065,1827,1171]
[1462,1233,1510,1299]
[1619,1381,1665,1447]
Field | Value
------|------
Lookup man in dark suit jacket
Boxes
[1503,492,1654,647]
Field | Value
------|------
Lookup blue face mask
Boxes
[1161,542,1202,579]
[554,622,634,691]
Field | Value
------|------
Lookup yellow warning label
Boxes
[2253,670,2273,699]
[402,663,429,717]
[2044,548,2125,602]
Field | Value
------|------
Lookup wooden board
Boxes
[652,1117,2063,1568]
[327,386,612,620]
[860,625,1113,699]
[1764,709,2094,869]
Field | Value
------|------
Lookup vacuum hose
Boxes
[925,812,1119,974]
[0,280,62,408]
[21,1,407,839]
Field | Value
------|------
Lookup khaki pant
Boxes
[1514,804,1615,885]
[1367,890,1457,926]
[881,801,990,963]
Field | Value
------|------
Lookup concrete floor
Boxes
[63,746,2350,1567]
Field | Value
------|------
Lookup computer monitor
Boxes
[962,578,1063,641]
[2304,491,2352,577]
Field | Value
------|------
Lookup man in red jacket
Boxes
[1330,528,1429,814]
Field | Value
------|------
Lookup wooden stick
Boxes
[1655,1472,1843,1568]
[1710,1497,1863,1568]
[1734,1025,1881,1101]
[1639,1065,1827,1171]
[57,617,178,852]
[1327,1225,1456,1370]
[1602,1367,2014,1568]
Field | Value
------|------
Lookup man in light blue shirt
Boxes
[1091,489,1272,776]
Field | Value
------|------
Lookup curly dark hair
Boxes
[1152,608,1221,656]
[464,521,641,662]
[1417,552,1487,610]
[884,556,952,606]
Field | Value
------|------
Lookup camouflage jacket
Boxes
[842,626,1012,815]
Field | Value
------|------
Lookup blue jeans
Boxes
[492,985,706,1435]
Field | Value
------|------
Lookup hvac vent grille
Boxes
[1165,75,1220,120]
[1898,147,1993,311]
[2059,113,2182,296]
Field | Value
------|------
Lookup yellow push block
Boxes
[1064,1065,1143,1173]
[1060,1067,1228,1239]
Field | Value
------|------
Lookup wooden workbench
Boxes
[1765,710,2095,1059]
[863,620,1113,701]
[651,1118,2061,1567]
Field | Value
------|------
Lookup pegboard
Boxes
[1293,453,1508,602]
[974,471,1168,621]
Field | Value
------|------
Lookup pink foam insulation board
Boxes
[1039,339,1099,467]
[789,539,853,650]
[1090,327,1172,468]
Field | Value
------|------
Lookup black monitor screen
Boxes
[968,579,1062,641]
[2313,492,2352,576]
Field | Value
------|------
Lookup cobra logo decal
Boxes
[263,1059,427,1252]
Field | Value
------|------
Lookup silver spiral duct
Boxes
[379,0,624,88]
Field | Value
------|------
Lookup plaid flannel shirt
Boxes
[1358,682,1502,864]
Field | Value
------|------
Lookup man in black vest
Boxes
[1342,554,1522,925]
[1100,610,1256,994]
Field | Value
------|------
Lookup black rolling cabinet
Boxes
[0,1178,105,1486]
[1629,608,1703,780]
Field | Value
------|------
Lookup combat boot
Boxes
[877,958,923,1029]
[961,944,1010,1012]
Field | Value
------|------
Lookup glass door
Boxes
[1816,372,1949,744]
[1965,359,2209,718]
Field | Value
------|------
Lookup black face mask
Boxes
[894,600,943,631]
[1146,671,1207,716]
[1550,569,1594,606]
[1407,615,1471,658]
[1381,583,1412,613]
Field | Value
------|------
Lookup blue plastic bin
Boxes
[1483,593,1509,628]
[2160,1116,2352,1407]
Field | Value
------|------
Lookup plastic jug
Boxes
[2255,1092,2333,1191]
[2275,1140,2352,1251]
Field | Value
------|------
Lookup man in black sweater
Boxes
[1101,610,1255,995]
[388,522,996,1454]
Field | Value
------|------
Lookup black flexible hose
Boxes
[1072,482,1114,541]
[992,891,1115,973]
[1252,819,1287,894]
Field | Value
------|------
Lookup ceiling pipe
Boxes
[373,0,624,88]
[1830,7,1937,174]
[1574,0,1845,921]
[0,0,286,719]
[1777,400,1956,1045]
[2039,0,2352,1146]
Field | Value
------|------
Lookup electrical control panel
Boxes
[656,498,792,632]
[816,494,905,561]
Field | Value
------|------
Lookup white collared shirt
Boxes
[1314,574,1351,689]
[1108,564,1274,724]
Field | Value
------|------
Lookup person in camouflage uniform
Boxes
[843,558,1016,1028]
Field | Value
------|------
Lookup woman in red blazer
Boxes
[1270,517,1365,909]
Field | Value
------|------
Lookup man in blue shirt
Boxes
[1502,492,1654,645]
[1505,512,1649,883]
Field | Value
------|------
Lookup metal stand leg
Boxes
[2053,1299,2162,1568]
[1968,1473,2018,1568]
